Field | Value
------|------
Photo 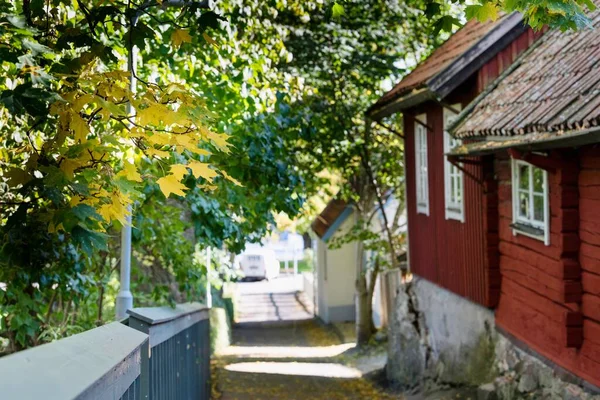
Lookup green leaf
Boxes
[198,11,225,32]
[332,2,345,18]
[433,15,461,35]
[425,2,442,18]
[71,204,102,223]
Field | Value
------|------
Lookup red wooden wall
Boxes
[404,102,498,307]
[403,28,539,308]
[477,29,540,92]
[495,148,600,387]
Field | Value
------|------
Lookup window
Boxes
[415,115,429,215]
[444,106,464,222]
[511,159,550,245]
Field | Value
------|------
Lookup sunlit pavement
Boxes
[212,276,398,400]
[234,274,313,325]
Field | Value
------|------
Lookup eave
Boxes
[448,126,600,157]
[368,12,526,122]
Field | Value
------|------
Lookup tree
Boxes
[260,0,439,345]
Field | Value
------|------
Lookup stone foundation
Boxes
[387,277,600,399]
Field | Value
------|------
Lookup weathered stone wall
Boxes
[387,276,600,399]
[387,277,496,390]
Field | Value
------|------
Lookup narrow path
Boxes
[212,275,397,399]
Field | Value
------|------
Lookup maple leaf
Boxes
[174,134,211,156]
[157,174,187,197]
[169,163,190,180]
[171,29,192,48]
[332,2,345,18]
[205,131,231,151]
[202,33,219,48]
[70,111,90,142]
[136,103,181,126]
[60,158,84,180]
[145,147,171,158]
[220,170,243,186]
[188,161,218,182]
[97,192,131,225]
[117,162,142,182]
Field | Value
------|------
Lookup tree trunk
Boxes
[355,239,375,346]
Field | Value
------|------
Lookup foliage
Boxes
[0,0,234,350]
[334,0,598,32]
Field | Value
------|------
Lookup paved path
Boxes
[212,276,397,400]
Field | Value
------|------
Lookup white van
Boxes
[238,249,280,281]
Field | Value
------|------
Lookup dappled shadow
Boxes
[235,291,314,324]
[212,279,395,399]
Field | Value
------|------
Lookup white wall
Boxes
[315,213,357,323]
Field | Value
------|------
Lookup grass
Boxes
[279,259,313,273]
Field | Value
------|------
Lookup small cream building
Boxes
[310,199,388,326]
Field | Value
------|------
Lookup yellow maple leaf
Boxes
[145,147,171,158]
[136,103,181,126]
[116,162,142,182]
[5,168,32,186]
[70,111,90,142]
[97,192,131,225]
[169,163,190,180]
[221,170,243,186]
[174,134,211,156]
[72,94,95,112]
[171,29,192,48]
[60,158,84,180]
[202,32,219,48]
[205,131,231,151]
[188,161,218,182]
[147,132,172,146]
[157,174,187,197]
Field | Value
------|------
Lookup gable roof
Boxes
[450,7,600,155]
[311,199,352,241]
[368,12,526,121]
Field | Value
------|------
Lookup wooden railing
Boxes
[127,302,210,400]
[0,302,210,400]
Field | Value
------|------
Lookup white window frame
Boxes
[414,114,429,216]
[511,158,550,245]
[443,106,464,222]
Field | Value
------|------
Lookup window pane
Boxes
[519,192,529,218]
[533,168,544,193]
[533,194,545,222]
[519,164,529,190]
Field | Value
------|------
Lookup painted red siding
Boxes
[495,148,600,387]
[477,29,540,92]
[405,102,498,307]
[404,28,540,307]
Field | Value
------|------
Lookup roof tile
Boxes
[456,8,600,138]
[373,16,505,109]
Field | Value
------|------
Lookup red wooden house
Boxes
[370,4,600,392]
[449,9,600,387]
[368,12,539,309]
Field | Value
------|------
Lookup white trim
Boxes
[443,105,464,222]
[414,114,429,216]
[511,158,550,245]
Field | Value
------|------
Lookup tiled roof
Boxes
[311,199,349,239]
[455,9,600,139]
[372,16,507,110]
